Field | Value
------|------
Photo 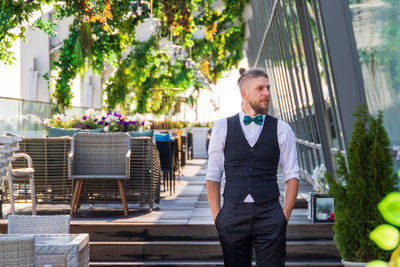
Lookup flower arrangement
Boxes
[191,121,214,128]
[42,109,151,132]
[312,163,328,194]
[150,119,190,130]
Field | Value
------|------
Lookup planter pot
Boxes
[342,260,369,267]
[192,127,211,159]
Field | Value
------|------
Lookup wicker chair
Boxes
[8,215,71,234]
[0,234,35,267]
[0,136,37,215]
[69,133,131,216]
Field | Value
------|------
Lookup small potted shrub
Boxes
[326,105,398,266]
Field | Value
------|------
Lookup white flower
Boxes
[144,120,152,129]
[85,109,97,118]
[312,163,327,193]
[133,114,145,122]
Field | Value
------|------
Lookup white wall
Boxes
[0,40,21,99]
[20,15,51,102]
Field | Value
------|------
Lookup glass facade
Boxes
[349,0,400,146]
[0,97,98,137]
[247,0,347,180]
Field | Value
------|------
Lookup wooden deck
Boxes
[1,159,312,224]
[0,159,342,266]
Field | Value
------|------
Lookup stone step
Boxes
[90,259,343,267]
[70,223,334,242]
[89,240,340,261]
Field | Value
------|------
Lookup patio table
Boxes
[6,234,89,267]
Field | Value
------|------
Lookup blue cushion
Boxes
[46,126,104,137]
[155,133,172,142]
[128,130,154,138]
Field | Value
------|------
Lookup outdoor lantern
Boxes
[174,46,187,61]
[134,0,160,42]
[185,58,195,69]
[129,0,150,17]
[192,26,206,39]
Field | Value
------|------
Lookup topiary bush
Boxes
[326,105,398,262]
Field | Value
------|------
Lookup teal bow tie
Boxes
[243,115,263,126]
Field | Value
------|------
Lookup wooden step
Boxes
[89,259,343,266]
[89,240,340,261]
[70,223,334,242]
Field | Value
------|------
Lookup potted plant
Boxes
[326,105,398,266]
[308,163,335,223]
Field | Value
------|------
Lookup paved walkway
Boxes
[1,159,313,225]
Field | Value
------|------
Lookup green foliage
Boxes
[32,18,57,37]
[326,105,398,262]
[0,0,52,64]
[1,0,249,113]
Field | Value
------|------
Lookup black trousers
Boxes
[215,198,287,267]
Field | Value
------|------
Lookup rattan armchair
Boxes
[0,136,36,215]
[0,234,35,267]
[8,215,71,234]
[68,133,131,216]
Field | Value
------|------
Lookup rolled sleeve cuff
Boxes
[283,172,300,182]
[205,176,222,183]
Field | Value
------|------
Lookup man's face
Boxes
[241,76,271,114]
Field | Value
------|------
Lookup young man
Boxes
[206,68,299,266]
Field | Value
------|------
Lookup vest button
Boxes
[248,187,252,191]
[248,178,252,181]
[249,168,253,172]
[250,149,254,152]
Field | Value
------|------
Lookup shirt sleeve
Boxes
[278,120,300,182]
[205,118,227,183]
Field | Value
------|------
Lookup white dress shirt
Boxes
[206,110,300,202]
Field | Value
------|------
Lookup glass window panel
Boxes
[349,0,400,146]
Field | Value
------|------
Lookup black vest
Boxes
[223,113,280,204]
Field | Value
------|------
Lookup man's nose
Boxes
[262,88,270,96]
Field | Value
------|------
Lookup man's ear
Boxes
[240,88,246,98]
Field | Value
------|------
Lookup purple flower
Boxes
[86,124,90,129]
[104,122,109,126]
[114,112,122,118]
[74,124,84,129]
[102,116,106,120]
[94,118,98,122]
[82,116,87,120]
[98,121,103,125]
[141,121,145,126]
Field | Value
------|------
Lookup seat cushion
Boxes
[11,168,34,177]
[46,126,104,137]
[128,130,154,138]
[155,133,172,142]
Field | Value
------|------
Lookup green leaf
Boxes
[378,192,400,226]
[397,168,400,178]
[369,224,399,250]
[365,260,388,267]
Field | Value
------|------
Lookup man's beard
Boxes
[249,99,269,114]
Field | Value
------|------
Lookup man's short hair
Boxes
[237,68,269,89]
